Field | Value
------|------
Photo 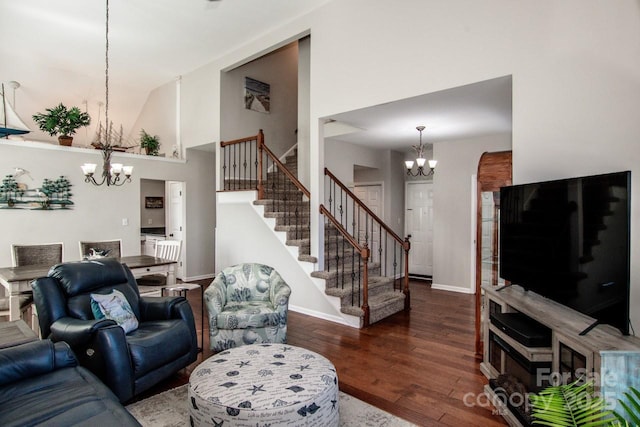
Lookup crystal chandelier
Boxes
[82,0,133,187]
[405,125,437,177]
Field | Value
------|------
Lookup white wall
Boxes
[432,133,512,292]
[129,79,178,156]
[220,43,299,158]
[297,36,311,186]
[138,0,640,330]
[216,192,352,326]
[0,141,216,280]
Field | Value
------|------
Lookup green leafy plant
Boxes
[614,386,640,426]
[139,129,160,156]
[529,380,615,426]
[32,103,91,137]
[529,380,640,427]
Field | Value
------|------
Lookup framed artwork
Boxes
[145,196,163,209]
[244,77,270,113]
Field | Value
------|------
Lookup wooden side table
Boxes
[0,320,38,349]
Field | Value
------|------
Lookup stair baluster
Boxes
[320,168,412,326]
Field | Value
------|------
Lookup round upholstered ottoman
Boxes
[189,344,339,426]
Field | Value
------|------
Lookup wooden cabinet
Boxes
[475,151,512,356]
[481,285,640,426]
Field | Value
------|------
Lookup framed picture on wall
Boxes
[244,77,270,113]
[145,196,164,209]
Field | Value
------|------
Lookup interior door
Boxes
[353,184,382,264]
[405,181,433,276]
[166,181,185,279]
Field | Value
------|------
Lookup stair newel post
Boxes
[403,236,411,311]
[362,243,370,327]
[257,129,265,200]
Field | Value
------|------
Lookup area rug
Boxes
[126,384,416,427]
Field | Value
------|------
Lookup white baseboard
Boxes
[289,304,360,328]
[431,283,475,294]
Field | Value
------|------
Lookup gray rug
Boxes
[126,384,416,427]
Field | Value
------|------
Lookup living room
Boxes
[1,0,639,426]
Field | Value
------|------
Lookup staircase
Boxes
[221,132,410,328]
[254,149,316,264]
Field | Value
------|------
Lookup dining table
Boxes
[0,255,177,321]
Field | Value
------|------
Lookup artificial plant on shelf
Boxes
[32,103,91,146]
[139,129,160,155]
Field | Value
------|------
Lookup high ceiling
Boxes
[1,0,512,150]
[0,0,329,140]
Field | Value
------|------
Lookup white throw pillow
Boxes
[90,289,139,333]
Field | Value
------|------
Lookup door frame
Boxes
[166,181,186,280]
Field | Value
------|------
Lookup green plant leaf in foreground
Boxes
[529,380,615,427]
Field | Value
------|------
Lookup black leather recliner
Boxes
[32,259,198,402]
[0,340,140,426]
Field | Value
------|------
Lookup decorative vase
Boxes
[58,136,73,146]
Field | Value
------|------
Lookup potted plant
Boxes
[139,129,160,155]
[32,103,91,146]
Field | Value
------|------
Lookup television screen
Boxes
[500,171,631,335]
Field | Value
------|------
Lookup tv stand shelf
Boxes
[481,284,640,427]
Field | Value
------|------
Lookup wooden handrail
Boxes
[324,167,408,250]
[320,204,366,256]
[220,132,262,147]
[263,143,310,198]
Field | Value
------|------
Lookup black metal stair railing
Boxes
[320,204,371,325]
[322,168,411,313]
[220,130,310,242]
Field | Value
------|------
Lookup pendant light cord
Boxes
[104,0,110,144]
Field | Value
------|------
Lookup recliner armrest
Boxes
[0,340,77,386]
[50,317,117,348]
[138,296,186,321]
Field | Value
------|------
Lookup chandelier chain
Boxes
[105,0,110,139]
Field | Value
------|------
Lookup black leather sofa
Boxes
[0,339,140,426]
[32,259,198,402]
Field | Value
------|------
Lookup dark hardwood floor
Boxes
[139,279,507,426]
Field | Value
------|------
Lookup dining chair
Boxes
[11,242,64,267]
[78,239,122,259]
[136,240,182,291]
[1,243,64,329]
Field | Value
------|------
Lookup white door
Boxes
[166,181,185,279]
[405,182,433,276]
[353,184,382,264]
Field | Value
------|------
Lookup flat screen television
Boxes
[500,171,631,335]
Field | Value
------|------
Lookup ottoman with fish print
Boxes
[188,344,339,426]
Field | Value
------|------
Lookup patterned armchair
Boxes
[205,263,291,352]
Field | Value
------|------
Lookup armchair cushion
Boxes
[217,301,282,329]
[127,320,192,377]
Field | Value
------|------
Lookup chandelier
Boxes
[405,125,437,177]
[82,0,133,187]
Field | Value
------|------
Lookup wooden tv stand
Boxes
[480,284,640,427]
